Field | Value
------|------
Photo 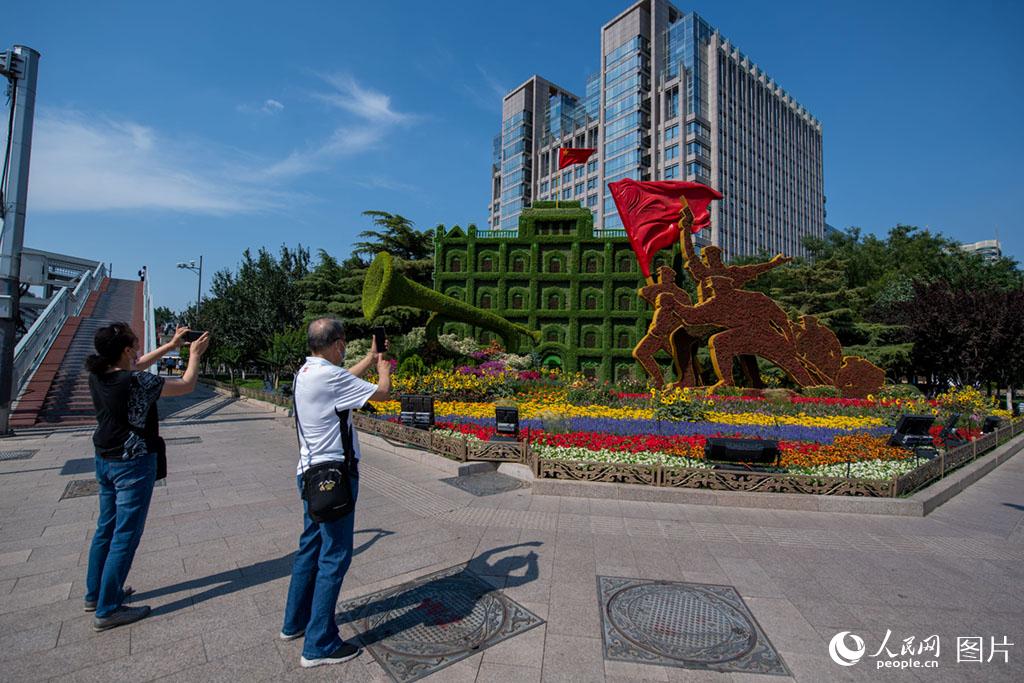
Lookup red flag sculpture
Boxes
[608,178,723,279]
[557,147,596,169]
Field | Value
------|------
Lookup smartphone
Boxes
[182,330,205,343]
[371,326,387,351]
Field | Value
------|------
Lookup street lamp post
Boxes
[176,256,203,325]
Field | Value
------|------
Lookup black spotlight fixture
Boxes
[400,394,435,430]
[888,414,936,459]
[982,416,1001,434]
[704,437,781,469]
[493,406,520,441]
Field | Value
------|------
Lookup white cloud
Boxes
[314,74,410,124]
[261,98,284,114]
[24,75,415,214]
[256,74,413,180]
[28,110,275,214]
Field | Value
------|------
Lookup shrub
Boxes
[397,354,427,377]
[877,383,923,399]
[709,385,745,397]
[802,385,841,398]
[762,388,794,406]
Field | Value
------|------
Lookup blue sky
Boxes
[6,0,1022,312]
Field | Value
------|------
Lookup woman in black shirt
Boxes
[85,322,209,631]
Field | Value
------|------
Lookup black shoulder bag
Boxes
[294,375,354,523]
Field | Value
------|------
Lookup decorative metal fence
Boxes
[349,412,1024,499]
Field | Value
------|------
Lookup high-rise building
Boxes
[960,239,1002,262]
[488,0,825,260]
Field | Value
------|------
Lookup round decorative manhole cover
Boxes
[339,563,544,682]
[367,575,507,656]
[606,583,755,663]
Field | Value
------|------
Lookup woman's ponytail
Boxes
[85,322,138,375]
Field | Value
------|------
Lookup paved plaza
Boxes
[1,386,1022,682]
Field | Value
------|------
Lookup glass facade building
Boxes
[487,0,825,259]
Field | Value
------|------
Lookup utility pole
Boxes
[0,46,40,435]
[176,255,203,326]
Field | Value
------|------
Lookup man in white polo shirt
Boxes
[281,318,391,668]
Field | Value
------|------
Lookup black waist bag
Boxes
[301,461,353,522]
[294,376,355,523]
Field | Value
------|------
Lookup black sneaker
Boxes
[84,586,135,612]
[300,642,361,668]
[92,605,151,632]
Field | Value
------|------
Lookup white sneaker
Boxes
[300,642,361,668]
[279,629,305,641]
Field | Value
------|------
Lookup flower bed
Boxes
[368,351,1016,496]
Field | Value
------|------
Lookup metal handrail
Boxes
[142,268,156,373]
[11,262,107,399]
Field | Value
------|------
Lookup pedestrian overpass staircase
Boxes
[9,254,155,429]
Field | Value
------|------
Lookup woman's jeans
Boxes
[283,472,359,659]
[84,452,157,618]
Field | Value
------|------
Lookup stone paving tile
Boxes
[64,634,207,682]
[1,390,1022,681]
[542,634,606,682]
[477,662,543,682]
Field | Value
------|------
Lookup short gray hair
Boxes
[307,318,346,352]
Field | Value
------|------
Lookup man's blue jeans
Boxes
[283,473,359,659]
[85,452,156,618]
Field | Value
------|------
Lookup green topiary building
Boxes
[433,201,680,381]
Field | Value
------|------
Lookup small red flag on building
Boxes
[557,147,596,170]
[608,178,723,279]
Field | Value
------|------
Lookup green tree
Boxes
[212,345,243,384]
[261,329,306,390]
[299,211,437,337]
[154,306,175,330]
[200,245,310,368]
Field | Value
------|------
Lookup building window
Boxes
[584,331,597,347]
[549,258,561,273]
[511,293,524,309]
[666,88,679,118]
[587,159,597,173]
[618,332,630,348]
[665,164,678,179]
[617,255,632,272]
[587,194,598,207]
[480,293,492,309]
[665,144,678,160]
[547,294,560,309]
[451,256,462,272]
[585,294,597,309]
[546,328,560,342]
[481,256,493,272]
[587,178,597,190]
[585,256,598,273]
[511,256,525,272]
[617,294,631,310]
[665,124,678,141]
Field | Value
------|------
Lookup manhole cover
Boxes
[61,477,164,499]
[165,436,202,444]
[0,449,37,461]
[338,564,543,682]
[598,576,789,676]
[61,479,98,499]
[440,472,525,497]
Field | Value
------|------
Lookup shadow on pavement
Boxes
[338,541,542,648]
[134,528,395,616]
